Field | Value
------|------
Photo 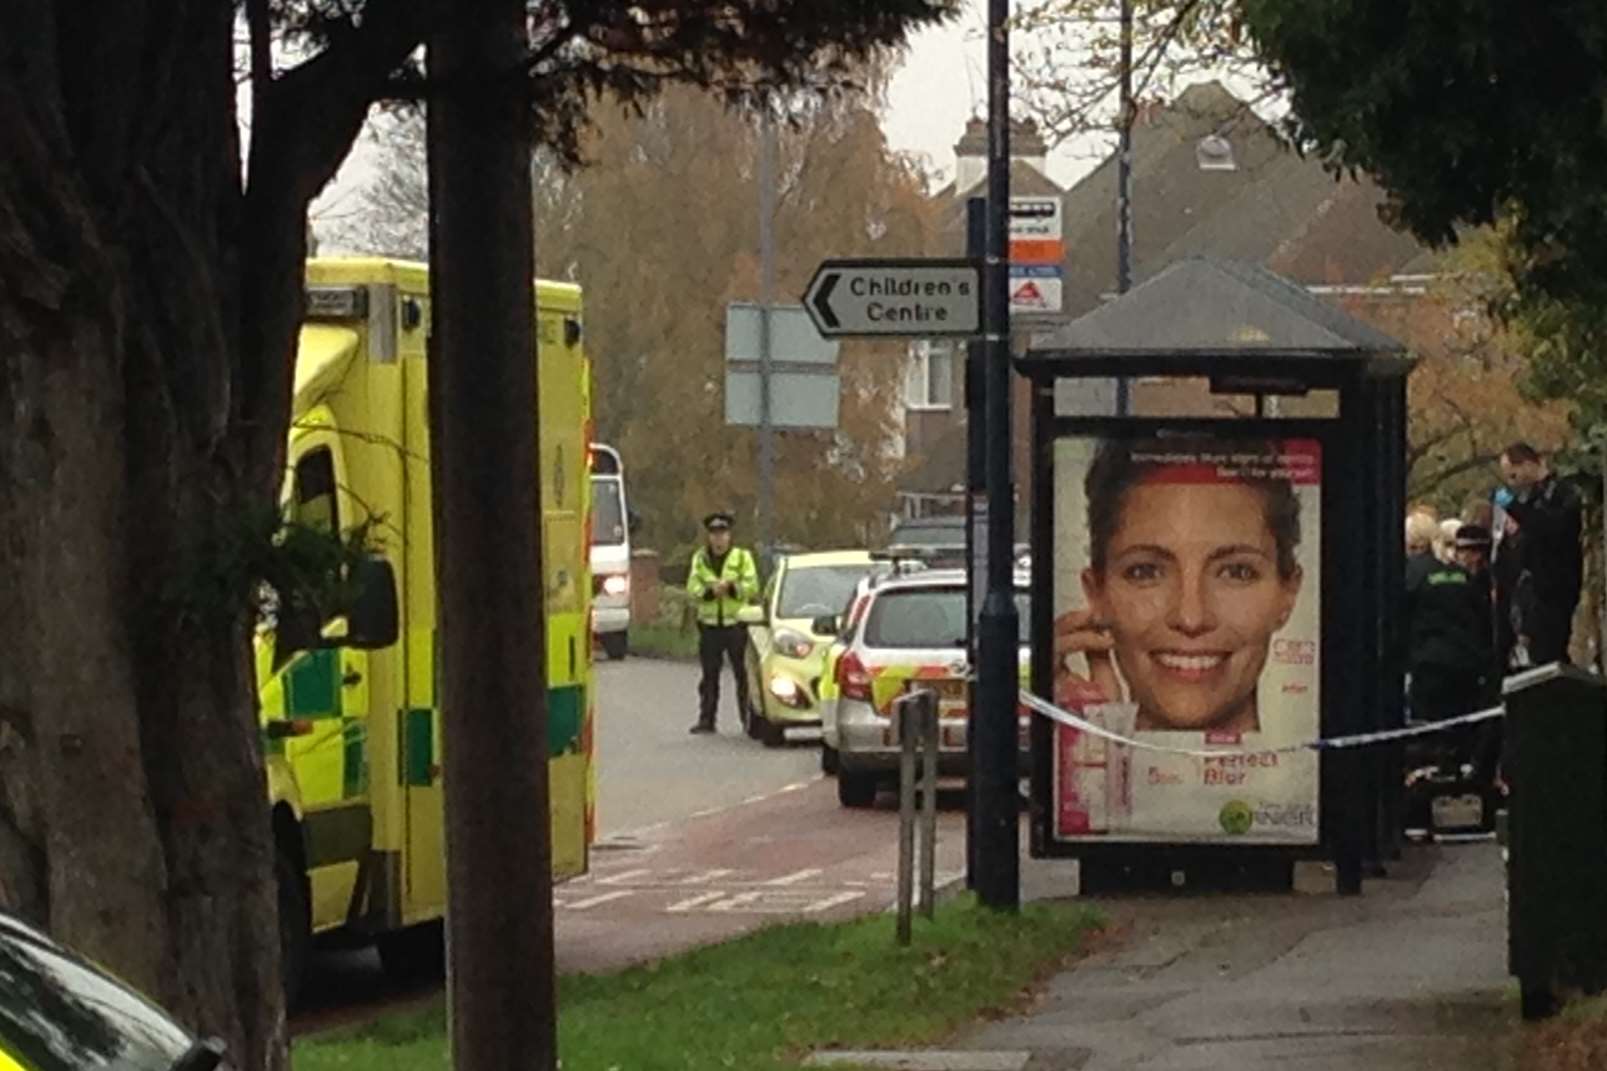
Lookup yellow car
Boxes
[737,550,891,747]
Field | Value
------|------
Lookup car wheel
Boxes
[276,838,311,1011]
[602,632,628,661]
[743,694,767,740]
[837,770,877,808]
[760,718,785,748]
[377,919,446,987]
[821,744,840,775]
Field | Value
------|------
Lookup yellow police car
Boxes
[736,550,891,747]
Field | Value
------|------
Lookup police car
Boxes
[818,559,1031,807]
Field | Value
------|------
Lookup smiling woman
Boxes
[1061,437,1306,734]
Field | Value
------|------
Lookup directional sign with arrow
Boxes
[802,258,981,338]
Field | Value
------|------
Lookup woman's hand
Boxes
[1053,608,1124,706]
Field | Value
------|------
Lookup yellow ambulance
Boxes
[257,258,594,1002]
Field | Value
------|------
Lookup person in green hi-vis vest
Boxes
[686,511,759,734]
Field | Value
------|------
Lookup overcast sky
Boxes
[882,0,1094,188]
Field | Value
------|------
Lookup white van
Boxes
[589,443,632,659]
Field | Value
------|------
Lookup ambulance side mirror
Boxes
[346,556,400,650]
[811,614,840,637]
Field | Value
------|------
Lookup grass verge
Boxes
[627,622,698,661]
[294,895,1101,1071]
[1520,994,1607,1069]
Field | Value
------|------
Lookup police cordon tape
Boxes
[1016,689,1504,760]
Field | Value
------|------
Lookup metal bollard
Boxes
[896,692,918,945]
[896,689,941,944]
[918,690,939,918]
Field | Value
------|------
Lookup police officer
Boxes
[1500,442,1583,665]
[686,511,760,734]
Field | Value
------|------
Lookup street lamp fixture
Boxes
[1196,133,1237,171]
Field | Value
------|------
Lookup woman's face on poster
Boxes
[1082,480,1302,732]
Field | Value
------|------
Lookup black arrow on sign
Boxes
[812,272,840,329]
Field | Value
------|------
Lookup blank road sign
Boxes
[725,304,839,365]
[724,371,840,430]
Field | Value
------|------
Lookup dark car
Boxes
[886,515,966,568]
[0,912,228,1071]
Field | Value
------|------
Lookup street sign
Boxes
[724,304,839,366]
[724,302,840,430]
[1008,197,1064,264]
[803,258,980,338]
[1009,197,1064,315]
[724,371,839,429]
[1009,265,1063,314]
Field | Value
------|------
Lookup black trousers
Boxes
[697,624,750,725]
[1526,607,1574,667]
[1409,669,1495,783]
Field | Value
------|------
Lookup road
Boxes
[592,657,820,836]
[293,657,968,1033]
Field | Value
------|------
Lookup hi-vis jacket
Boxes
[687,546,760,627]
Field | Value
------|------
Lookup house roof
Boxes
[1025,256,1412,378]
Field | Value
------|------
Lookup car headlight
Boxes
[774,629,814,660]
[769,675,801,701]
[601,574,628,597]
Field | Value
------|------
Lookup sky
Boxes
[881,1,1095,188]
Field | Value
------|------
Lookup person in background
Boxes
[1405,512,1491,730]
[1500,442,1583,665]
[1435,518,1462,565]
[686,511,760,734]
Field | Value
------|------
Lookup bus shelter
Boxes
[1020,257,1414,894]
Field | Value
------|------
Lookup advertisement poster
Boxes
[1050,434,1322,844]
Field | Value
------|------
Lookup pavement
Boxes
[942,840,1515,1071]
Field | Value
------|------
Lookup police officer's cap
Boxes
[703,511,734,531]
[1455,523,1491,549]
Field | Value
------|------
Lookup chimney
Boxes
[953,117,988,195]
[953,117,1050,196]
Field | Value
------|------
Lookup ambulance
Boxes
[257,258,595,1003]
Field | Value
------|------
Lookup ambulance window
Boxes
[294,448,340,535]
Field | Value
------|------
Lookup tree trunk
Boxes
[429,3,559,1067]
[0,51,291,1071]
[0,4,421,1069]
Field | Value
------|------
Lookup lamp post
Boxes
[975,0,1021,913]
[1115,0,1134,415]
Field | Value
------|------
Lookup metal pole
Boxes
[757,108,777,562]
[1599,443,1607,672]
[897,695,917,945]
[919,693,939,919]
[964,195,986,891]
[1115,0,1134,415]
[977,0,1021,911]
